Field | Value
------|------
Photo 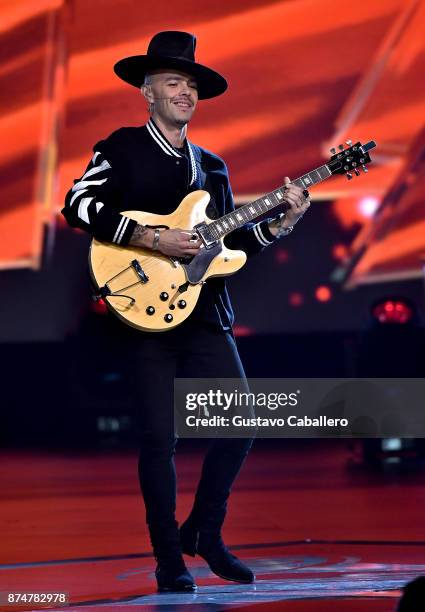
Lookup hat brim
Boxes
[114,55,227,100]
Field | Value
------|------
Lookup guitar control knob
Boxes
[146,306,155,315]
[160,292,169,301]
[177,300,187,309]
[164,313,173,323]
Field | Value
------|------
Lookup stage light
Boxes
[372,299,413,324]
[233,325,254,337]
[382,438,402,451]
[275,247,290,264]
[315,285,332,302]
[358,196,379,217]
[91,298,108,315]
[288,291,304,307]
[332,243,348,261]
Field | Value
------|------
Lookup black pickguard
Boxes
[182,242,222,284]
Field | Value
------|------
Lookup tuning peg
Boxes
[354,169,360,176]
[362,165,368,173]
[346,172,353,180]
[345,139,352,146]
[330,147,336,154]
[338,144,344,151]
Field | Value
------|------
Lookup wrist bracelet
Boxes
[273,213,294,238]
[152,229,161,250]
[276,224,294,238]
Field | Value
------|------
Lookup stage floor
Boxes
[1,441,424,611]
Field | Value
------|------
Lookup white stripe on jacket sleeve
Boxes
[253,223,273,246]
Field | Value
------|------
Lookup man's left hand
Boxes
[268,176,311,236]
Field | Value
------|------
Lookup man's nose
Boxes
[179,82,191,96]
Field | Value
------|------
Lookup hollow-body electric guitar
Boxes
[90,139,376,331]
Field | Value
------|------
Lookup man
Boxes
[62,31,310,593]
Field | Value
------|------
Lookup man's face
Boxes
[143,70,199,127]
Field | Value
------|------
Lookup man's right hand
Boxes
[129,224,201,257]
[156,228,202,257]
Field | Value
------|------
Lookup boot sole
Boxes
[157,584,197,593]
[208,570,255,584]
[182,547,254,584]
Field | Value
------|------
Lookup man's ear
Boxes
[141,84,154,105]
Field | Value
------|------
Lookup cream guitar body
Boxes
[89,190,247,332]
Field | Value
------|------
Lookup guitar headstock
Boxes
[328,139,376,180]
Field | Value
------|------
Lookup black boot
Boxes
[180,518,255,584]
[149,521,197,592]
[155,555,196,593]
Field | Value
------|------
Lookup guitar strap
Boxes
[202,173,220,221]
[199,170,236,339]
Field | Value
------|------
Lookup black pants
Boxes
[122,317,254,533]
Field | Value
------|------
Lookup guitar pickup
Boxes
[131,259,149,283]
[193,222,217,249]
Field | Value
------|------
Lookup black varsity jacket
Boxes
[61,118,278,330]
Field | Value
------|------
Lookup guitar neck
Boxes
[207,163,332,239]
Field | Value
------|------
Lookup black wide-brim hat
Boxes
[114,31,227,100]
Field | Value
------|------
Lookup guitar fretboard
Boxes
[207,164,332,240]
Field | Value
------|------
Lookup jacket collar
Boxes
[146,118,198,186]
[146,118,182,158]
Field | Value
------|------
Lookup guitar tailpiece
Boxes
[92,285,111,301]
[108,293,136,305]
[92,286,136,306]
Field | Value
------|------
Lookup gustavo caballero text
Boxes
[186,415,349,427]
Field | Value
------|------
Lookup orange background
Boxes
[1,0,425,284]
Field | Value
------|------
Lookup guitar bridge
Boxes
[131,259,149,283]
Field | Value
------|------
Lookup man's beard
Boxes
[175,117,189,127]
